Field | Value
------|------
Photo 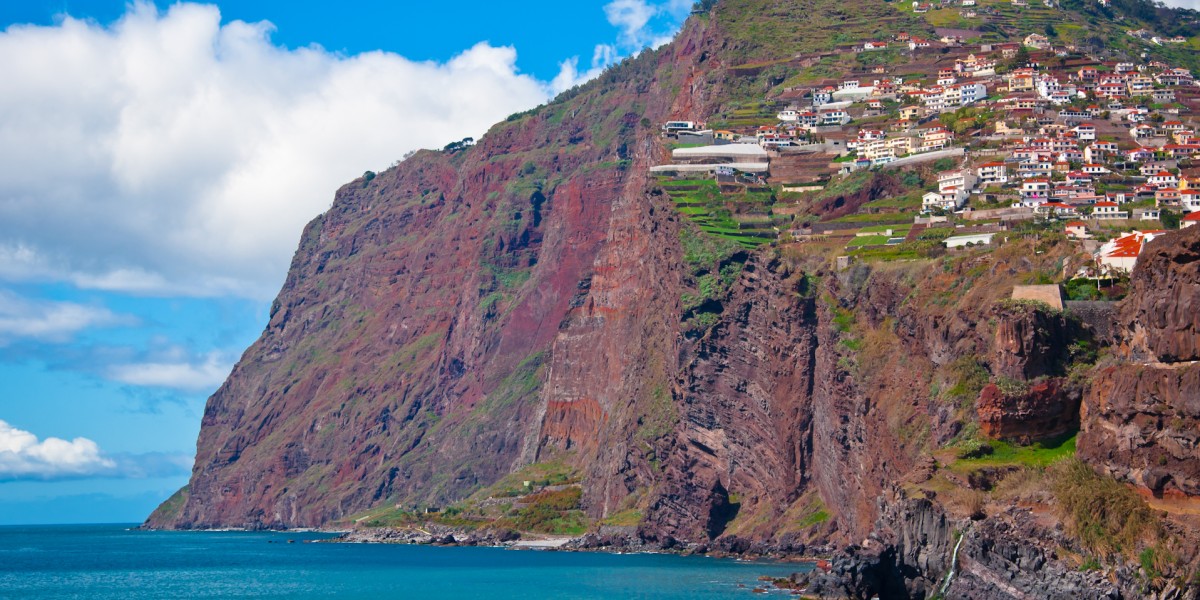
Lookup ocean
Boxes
[0,524,808,599]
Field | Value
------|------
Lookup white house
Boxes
[1020,178,1051,204]
[1096,230,1162,273]
[977,162,1008,185]
[944,233,996,248]
[1091,201,1128,220]
[1148,171,1178,189]
[938,170,976,194]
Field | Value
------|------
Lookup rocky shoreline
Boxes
[333,522,829,561]
[329,488,1198,600]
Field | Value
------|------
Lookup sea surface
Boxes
[0,524,809,599]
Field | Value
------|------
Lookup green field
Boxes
[658,177,780,248]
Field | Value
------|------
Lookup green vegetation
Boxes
[602,509,644,527]
[442,137,475,154]
[659,178,779,248]
[508,487,589,535]
[715,0,927,63]
[798,508,831,529]
[151,486,189,522]
[847,234,891,247]
[944,357,990,406]
[953,433,1077,470]
[469,461,581,501]
[637,383,678,444]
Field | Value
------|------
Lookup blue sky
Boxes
[0,0,690,524]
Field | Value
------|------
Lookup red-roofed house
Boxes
[1096,230,1162,272]
[1183,212,1200,228]
[1148,172,1178,189]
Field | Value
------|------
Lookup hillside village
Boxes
[653,0,1199,291]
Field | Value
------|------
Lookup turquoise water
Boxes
[0,524,807,599]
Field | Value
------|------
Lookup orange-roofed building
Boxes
[1096,230,1163,273]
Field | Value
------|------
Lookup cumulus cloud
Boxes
[551,1,690,93]
[0,289,128,344]
[0,420,115,480]
[0,420,192,481]
[0,2,556,300]
[107,350,233,391]
[605,0,660,45]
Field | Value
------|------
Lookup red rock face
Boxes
[642,256,819,541]
[1080,226,1200,500]
[989,305,1071,381]
[1119,226,1200,363]
[1080,365,1200,497]
[976,379,1080,444]
[146,16,724,530]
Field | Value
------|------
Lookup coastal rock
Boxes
[794,495,1122,599]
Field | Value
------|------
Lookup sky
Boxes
[0,0,692,525]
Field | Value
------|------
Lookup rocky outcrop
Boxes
[641,255,818,542]
[1119,226,1200,363]
[1081,226,1200,500]
[1080,364,1200,498]
[977,379,1081,444]
[989,303,1072,381]
[795,494,1121,599]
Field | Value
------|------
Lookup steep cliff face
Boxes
[642,254,818,542]
[1080,226,1200,501]
[146,14,726,528]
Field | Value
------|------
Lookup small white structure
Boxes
[944,232,996,248]
[671,144,769,161]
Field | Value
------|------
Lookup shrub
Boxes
[1051,459,1164,559]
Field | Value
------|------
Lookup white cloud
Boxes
[0,419,192,481]
[0,289,127,344]
[0,420,116,480]
[0,2,556,300]
[1160,0,1198,9]
[556,0,688,87]
[605,0,659,45]
[108,350,233,391]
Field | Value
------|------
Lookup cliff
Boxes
[148,1,1200,597]
[1080,226,1200,500]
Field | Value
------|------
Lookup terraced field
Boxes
[658,178,783,247]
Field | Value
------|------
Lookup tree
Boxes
[1007,46,1030,70]
[1160,210,1181,229]
[442,137,475,153]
